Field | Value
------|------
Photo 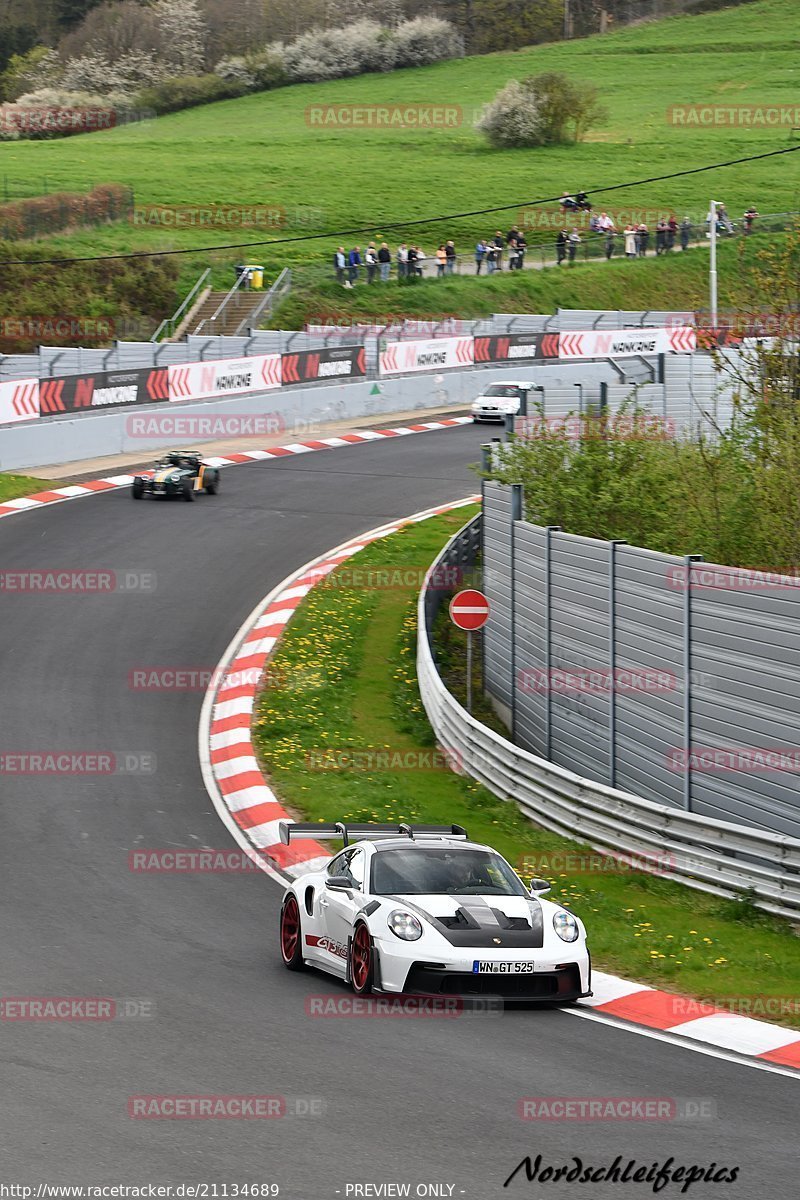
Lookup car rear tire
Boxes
[182,479,195,502]
[132,478,144,499]
[205,475,218,495]
[280,896,305,971]
[350,922,374,995]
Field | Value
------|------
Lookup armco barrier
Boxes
[417,516,800,921]
[0,324,701,428]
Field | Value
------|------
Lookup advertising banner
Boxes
[379,336,473,376]
[0,377,39,426]
[169,354,281,402]
[473,333,559,363]
[38,368,168,415]
[282,346,366,383]
[559,327,696,359]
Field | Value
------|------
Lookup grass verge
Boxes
[0,473,61,503]
[252,505,800,1026]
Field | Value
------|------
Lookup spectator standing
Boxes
[624,225,637,258]
[436,244,447,277]
[407,245,418,276]
[743,205,759,234]
[515,231,527,269]
[396,243,408,278]
[679,219,692,251]
[636,224,649,257]
[556,228,568,265]
[717,204,734,234]
[493,231,505,269]
[604,230,615,260]
[348,245,361,284]
[378,242,391,281]
[445,240,456,274]
[507,234,519,270]
[505,224,521,248]
[486,241,497,274]
[365,242,378,284]
[568,228,581,263]
[475,239,487,274]
[334,245,346,285]
[666,216,678,251]
[655,220,667,255]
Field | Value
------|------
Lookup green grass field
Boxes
[0,473,60,502]
[1,0,798,305]
[252,508,800,1024]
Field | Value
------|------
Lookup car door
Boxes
[321,847,366,962]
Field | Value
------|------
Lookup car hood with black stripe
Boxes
[390,893,544,948]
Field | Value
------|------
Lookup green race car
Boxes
[132,451,221,502]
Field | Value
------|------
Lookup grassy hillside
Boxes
[0,0,797,324]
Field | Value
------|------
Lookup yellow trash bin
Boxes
[248,265,264,289]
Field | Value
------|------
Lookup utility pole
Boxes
[709,198,720,327]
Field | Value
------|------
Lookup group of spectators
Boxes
[333,226,530,286]
[332,200,761,284]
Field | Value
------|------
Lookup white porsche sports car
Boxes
[278,822,591,1001]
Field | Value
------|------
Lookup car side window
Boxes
[327,852,348,878]
[348,848,365,888]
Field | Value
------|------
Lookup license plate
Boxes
[473,961,534,974]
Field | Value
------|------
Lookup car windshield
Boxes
[483,385,522,398]
[371,847,527,896]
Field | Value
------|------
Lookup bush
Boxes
[0,183,133,240]
[391,16,464,68]
[213,47,289,92]
[137,73,248,116]
[0,88,138,140]
[477,71,606,148]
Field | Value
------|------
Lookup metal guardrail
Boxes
[151,268,211,342]
[417,515,800,921]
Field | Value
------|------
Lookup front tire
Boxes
[182,479,195,502]
[350,922,374,995]
[132,478,144,499]
[280,896,305,971]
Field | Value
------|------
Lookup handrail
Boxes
[235,267,292,336]
[417,515,800,921]
[151,268,211,342]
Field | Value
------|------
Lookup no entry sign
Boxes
[449,589,490,631]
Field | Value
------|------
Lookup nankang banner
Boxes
[282,346,366,383]
[38,368,168,415]
[473,333,559,363]
[379,336,474,376]
[169,354,281,402]
[559,327,696,359]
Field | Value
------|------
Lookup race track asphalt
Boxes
[0,424,795,1198]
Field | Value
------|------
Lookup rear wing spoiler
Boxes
[279,821,468,846]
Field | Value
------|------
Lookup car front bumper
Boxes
[375,939,590,1000]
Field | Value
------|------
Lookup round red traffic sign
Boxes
[449,589,490,631]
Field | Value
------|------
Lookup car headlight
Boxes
[170,475,181,483]
[388,910,423,941]
[553,910,579,942]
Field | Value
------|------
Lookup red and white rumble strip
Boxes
[201,496,480,877]
[199,498,800,1073]
[0,417,472,522]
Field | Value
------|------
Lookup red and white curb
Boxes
[198,498,800,1076]
[0,417,472,522]
[580,972,800,1071]
[199,496,481,879]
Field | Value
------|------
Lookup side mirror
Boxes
[529,878,551,897]
[325,876,356,891]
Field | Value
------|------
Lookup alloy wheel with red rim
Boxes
[351,923,372,994]
[280,896,301,964]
